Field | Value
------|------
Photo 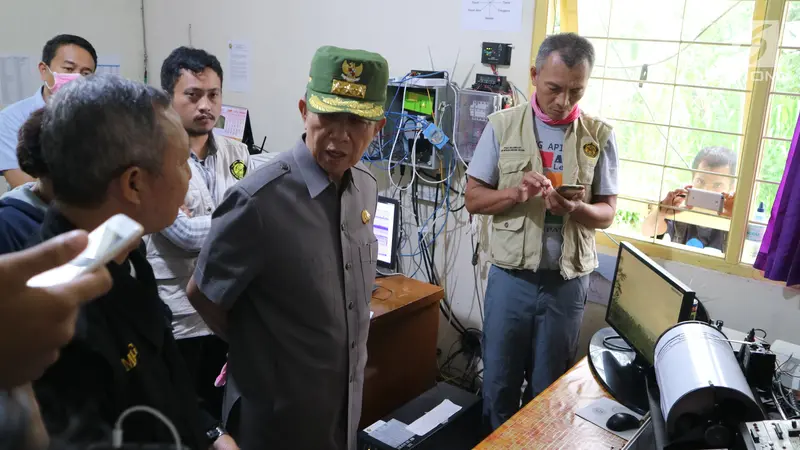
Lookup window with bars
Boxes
[539,0,798,273]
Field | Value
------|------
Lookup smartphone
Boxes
[26,214,144,288]
[557,184,585,196]
[685,187,724,214]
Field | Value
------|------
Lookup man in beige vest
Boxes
[465,33,619,430]
[144,47,254,431]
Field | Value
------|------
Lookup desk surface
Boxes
[476,358,627,450]
[371,275,444,320]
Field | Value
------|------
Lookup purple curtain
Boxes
[754,112,800,287]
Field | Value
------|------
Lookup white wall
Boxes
[0,0,145,90]
[0,0,145,195]
[656,257,800,343]
[143,0,536,152]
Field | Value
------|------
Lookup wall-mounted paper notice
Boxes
[228,40,250,93]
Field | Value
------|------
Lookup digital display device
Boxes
[373,196,400,270]
[606,242,696,365]
[26,214,144,288]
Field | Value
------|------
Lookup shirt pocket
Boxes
[490,215,526,267]
[358,239,378,306]
[497,158,530,190]
[576,146,600,186]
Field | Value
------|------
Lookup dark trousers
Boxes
[176,335,228,420]
[481,266,589,430]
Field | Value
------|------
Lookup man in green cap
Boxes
[186,46,388,449]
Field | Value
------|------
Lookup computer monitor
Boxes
[588,242,697,414]
[374,196,400,270]
[606,242,696,365]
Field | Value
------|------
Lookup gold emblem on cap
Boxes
[361,209,371,224]
[342,61,364,83]
[332,80,366,99]
[583,142,599,158]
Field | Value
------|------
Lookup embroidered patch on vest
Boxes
[583,142,599,158]
[230,160,247,180]
[501,146,525,152]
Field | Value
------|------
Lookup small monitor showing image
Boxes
[606,242,696,365]
[373,196,400,270]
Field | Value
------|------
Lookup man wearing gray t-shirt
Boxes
[465,33,619,430]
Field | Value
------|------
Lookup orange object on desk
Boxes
[360,275,444,428]
[476,358,627,450]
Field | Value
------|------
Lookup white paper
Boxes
[654,323,755,435]
[0,55,37,107]
[461,0,523,32]
[405,399,462,436]
[370,419,415,447]
[575,397,642,441]
[227,40,250,93]
[363,419,386,434]
[370,311,374,319]
[96,55,122,76]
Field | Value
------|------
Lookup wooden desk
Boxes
[476,358,627,450]
[360,275,444,428]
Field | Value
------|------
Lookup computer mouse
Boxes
[606,412,640,432]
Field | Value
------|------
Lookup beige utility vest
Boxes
[488,103,613,279]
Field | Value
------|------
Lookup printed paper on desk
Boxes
[370,419,415,447]
[405,399,462,436]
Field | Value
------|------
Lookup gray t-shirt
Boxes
[466,117,619,269]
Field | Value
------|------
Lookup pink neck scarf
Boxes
[532,97,581,126]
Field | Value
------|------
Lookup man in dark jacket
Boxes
[28,74,238,449]
[0,109,50,255]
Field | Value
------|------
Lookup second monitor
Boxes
[588,241,696,414]
[373,196,400,272]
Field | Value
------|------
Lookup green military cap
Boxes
[306,46,389,121]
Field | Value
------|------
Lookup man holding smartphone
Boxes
[465,33,619,430]
[641,146,736,252]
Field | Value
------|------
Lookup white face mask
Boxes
[44,64,81,94]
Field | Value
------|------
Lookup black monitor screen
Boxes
[606,242,695,365]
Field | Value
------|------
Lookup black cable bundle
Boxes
[409,176,468,336]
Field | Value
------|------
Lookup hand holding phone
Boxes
[0,231,114,388]
[27,214,144,288]
[556,184,586,200]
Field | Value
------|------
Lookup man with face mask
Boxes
[465,33,619,430]
[186,46,387,449]
[0,34,97,189]
[143,47,253,425]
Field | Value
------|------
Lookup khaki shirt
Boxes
[193,137,378,450]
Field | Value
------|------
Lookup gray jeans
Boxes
[481,265,589,430]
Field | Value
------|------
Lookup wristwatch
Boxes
[206,424,227,442]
